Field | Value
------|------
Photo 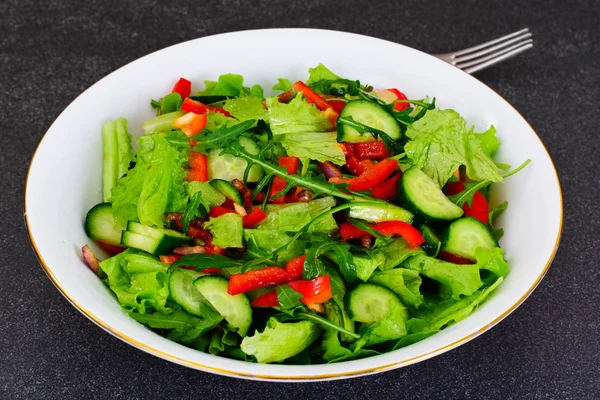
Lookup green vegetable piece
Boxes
[404,109,503,187]
[240,318,321,363]
[223,97,267,122]
[161,92,183,114]
[369,268,424,309]
[129,309,222,344]
[280,130,346,166]
[488,201,508,240]
[475,125,500,157]
[102,120,118,201]
[186,181,226,209]
[204,213,243,248]
[346,203,413,224]
[306,63,341,85]
[354,252,386,282]
[376,237,425,270]
[266,95,333,136]
[261,197,338,233]
[142,111,185,134]
[272,78,293,92]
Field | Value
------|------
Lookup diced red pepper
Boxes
[372,221,425,248]
[347,159,398,191]
[285,254,307,281]
[463,191,490,224]
[97,241,125,255]
[172,78,192,98]
[253,192,265,203]
[438,251,475,265]
[446,180,466,195]
[209,206,235,218]
[346,156,371,176]
[222,198,235,209]
[339,220,425,248]
[287,275,332,305]
[353,142,390,160]
[251,290,279,307]
[204,242,226,255]
[173,112,207,137]
[387,88,409,112]
[180,97,233,117]
[227,266,290,295]
[328,177,354,185]
[186,169,208,182]
[269,156,299,204]
[159,254,183,264]
[338,143,354,158]
[243,207,267,228]
[188,151,208,182]
[371,173,401,200]
[292,81,334,112]
[328,99,347,114]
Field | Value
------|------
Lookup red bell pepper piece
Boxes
[173,112,207,137]
[205,242,227,255]
[347,159,398,191]
[186,169,207,182]
[387,88,409,112]
[242,207,267,228]
[180,97,233,117]
[371,173,401,200]
[210,206,235,218]
[345,156,374,176]
[338,143,354,158]
[253,192,265,203]
[227,266,290,295]
[292,81,333,112]
[328,99,347,113]
[438,251,475,265]
[97,241,125,255]
[353,142,390,160]
[446,180,466,195]
[251,290,279,307]
[172,78,192,98]
[339,221,425,248]
[159,254,183,264]
[187,151,208,182]
[287,275,332,305]
[269,156,299,204]
[328,177,354,185]
[285,254,307,281]
[463,191,490,224]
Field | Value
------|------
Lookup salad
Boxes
[82,64,529,364]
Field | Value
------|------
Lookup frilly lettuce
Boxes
[204,213,243,248]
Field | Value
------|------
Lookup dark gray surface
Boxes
[1,0,599,398]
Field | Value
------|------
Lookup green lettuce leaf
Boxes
[375,237,425,270]
[369,268,425,309]
[405,109,503,187]
[197,73,264,98]
[240,317,321,363]
[272,78,292,92]
[322,300,353,361]
[280,131,346,166]
[266,95,333,136]
[260,197,338,233]
[306,63,341,85]
[489,201,508,240]
[392,318,438,350]
[204,213,243,248]
[129,309,222,344]
[110,134,187,226]
[244,229,306,263]
[475,125,500,157]
[223,97,268,122]
[354,252,386,282]
[403,247,508,299]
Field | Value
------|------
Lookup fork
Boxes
[434,28,533,74]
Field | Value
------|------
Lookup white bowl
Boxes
[25,29,563,381]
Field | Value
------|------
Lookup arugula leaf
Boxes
[489,201,509,240]
[189,119,256,150]
[405,109,503,187]
[170,254,243,270]
[309,79,361,96]
[277,311,359,339]
[328,244,357,283]
[303,242,333,280]
[181,192,205,232]
[449,159,531,207]
[337,116,404,153]
[276,285,304,309]
[306,63,341,85]
[272,78,292,92]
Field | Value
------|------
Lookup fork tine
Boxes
[454,33,532,63]
[456,39,533,69]
[463,43,533,74]
[452,28,530,57]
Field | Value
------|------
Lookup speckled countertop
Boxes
[1,0,599,398]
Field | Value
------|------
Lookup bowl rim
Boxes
[24,28,563,381]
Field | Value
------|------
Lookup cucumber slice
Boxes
[398,167,464,223]
[169,269,211,317]
[347,203,413,224]
[193,276,252,337]
[121,222,193,255]
[84,203,125,245]
[337,100,402,143]
[347,283,409,324]
[418,223,441,257]
[207,137,263,183]
[210,179,243,205]
[440,217,497,261]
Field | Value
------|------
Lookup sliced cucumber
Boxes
[193,276,252,337]
[418,223,441,257]
[347,203,413,224]
[84,203,125,245]
[186,181,226,208]
[210,179,243,205]
[398,167,464,223]
[440,217,497,261]
[337,100,402,143]
[121,222,193,255]
[207,137,263,183]
[169,268,211,317]
[347,283,409,324]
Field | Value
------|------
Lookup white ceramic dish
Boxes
[25,29,562,381]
